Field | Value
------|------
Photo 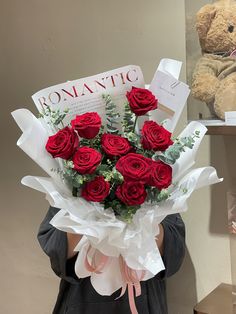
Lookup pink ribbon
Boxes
[84,247,146,314]
[84,245,110,274]
[118,256,146,314]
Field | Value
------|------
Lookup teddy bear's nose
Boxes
[228,25,234,33]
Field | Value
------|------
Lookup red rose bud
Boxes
[82,176,110,202]
[126,86,158,116]
[116,181,147,206]
[71,112,101,139]
[73,146,102,174]
[45,126,79,160]
[116,153,151,184]
[141,121,173,151]
[101,133,132,158]
[149,161,172,190]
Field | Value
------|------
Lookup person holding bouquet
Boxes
[38,207,185,314]
[13,76,220,313]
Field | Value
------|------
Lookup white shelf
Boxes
[188,120,236,135]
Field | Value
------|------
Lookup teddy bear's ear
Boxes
[196,4,217,51]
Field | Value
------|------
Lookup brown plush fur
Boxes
[192,0,236,119]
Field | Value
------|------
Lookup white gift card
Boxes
[149,70,190,132]
[225,111,236,125]
[157,58,182,80]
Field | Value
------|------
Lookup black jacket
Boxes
[38,207,185,314]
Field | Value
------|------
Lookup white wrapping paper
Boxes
[12,108,222,295]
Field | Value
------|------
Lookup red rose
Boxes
[81,176,110,202]
[116,181,147,206]
[73,146,102,174]
[45,127,78,160]
[149,161,172,190]
[126,87,158,116]
[141,121,173,151]
[101,133,132,158]
[71,112,101,139]
[116,153,151,183]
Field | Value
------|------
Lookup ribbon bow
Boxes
[84,246,146,314]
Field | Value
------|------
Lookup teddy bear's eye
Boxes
[228,25,234,33]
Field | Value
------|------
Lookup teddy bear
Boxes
[192,0,236,120]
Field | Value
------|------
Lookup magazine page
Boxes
[32,65,145,128]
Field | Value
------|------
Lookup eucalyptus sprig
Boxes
[121,101,135,133]
[146,187,170,204]
[61,160,94,196]
[104,198,140,223]
[153,130,201,165]
[39,106,69,130]
[123,131,141,148]
[103,94,120,135]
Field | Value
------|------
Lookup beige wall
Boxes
[1,1,232,313]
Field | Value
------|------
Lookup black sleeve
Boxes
[37,206,79,284]
[160,213,186,278]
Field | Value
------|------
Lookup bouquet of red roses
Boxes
[43,87,198,222]
[12,66,221,314]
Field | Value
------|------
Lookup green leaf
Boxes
[39,106,69,129]
[153,131,201,165]
[103,94,120,134]
[97,164,110,173]
[157,189,170,202]
[122,102,135,133]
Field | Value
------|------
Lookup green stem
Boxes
[133,116,138,133]
[72,186,78,197]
